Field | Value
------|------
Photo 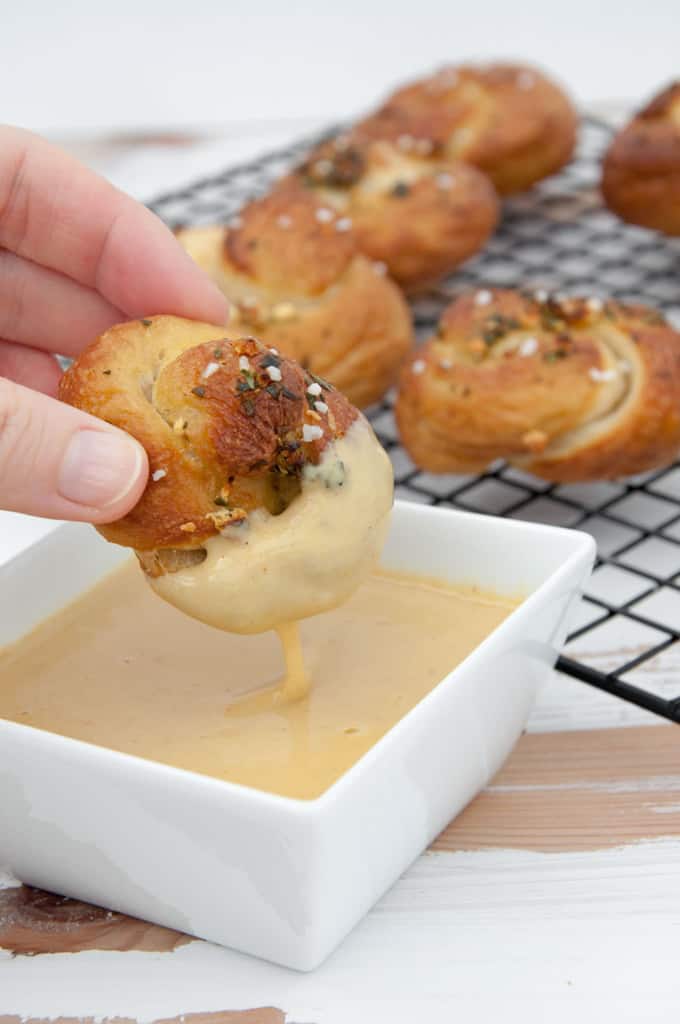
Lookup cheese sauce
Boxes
[0,562,515,800]
[149,418,393,634]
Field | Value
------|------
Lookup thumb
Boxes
[0,377,148,522]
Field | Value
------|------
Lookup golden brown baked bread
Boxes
[285,135,499,291]
[602,82,680,235]
[395,289,680,481]
[357,62,578,196]
[59,315,359,569]
[176,185,413,406]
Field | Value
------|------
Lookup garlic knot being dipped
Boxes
[59,315,393,635]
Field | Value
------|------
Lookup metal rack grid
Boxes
[150,117,680,724]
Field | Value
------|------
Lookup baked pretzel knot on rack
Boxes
[59,316,392,612]
[176,185,413,407]
[395,289,680,482]
[287,133,499,291]
[356,62,578,197]
[602,81,680,235]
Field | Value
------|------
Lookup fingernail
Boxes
[58,430,145,509]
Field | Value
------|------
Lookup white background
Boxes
[3,0,678,138]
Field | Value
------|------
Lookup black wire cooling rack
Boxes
[150,117,680,725]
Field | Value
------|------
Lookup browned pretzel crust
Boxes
[177,185,413,406]
[289,136,498,290]
[357,62,578,196]
[59,316,357,564]
[602,82,680,235]
[395,289,680,481]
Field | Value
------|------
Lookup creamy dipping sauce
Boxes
[150,418,393,634]
[0,562,515,800]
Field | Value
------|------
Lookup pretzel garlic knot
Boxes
[177,185,413,407]
[59,315,393,633]
[395,289,680,482]
[602,81,680,235]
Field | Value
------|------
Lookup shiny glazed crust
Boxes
[289,137,499,291]
[395,289,680,481]
[59,316,358,559]
[176,185,413,407]
[602,82,680,235]
[358,62,578,196]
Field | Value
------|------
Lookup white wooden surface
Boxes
[2,112,680,1021]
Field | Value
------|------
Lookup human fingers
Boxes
[0,339,62,395]
[0,248,125,356]
[0,125,229,325]
[0,376,148,521]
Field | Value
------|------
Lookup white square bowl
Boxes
[0,502,594,970]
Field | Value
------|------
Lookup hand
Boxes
[0,125,229,522]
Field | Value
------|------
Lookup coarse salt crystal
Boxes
[439,358,453,370]
[152,469,167,482]
[412,359,426,375]
[474,289,492,306]
[269,347,279,355]
[238,355,251,372]
[587,297,604,313]
[303,424,324,442]
[266,365,282,382]
[307,381,323,397]
[519,337,539,357]
[202,361,220,379]
[436,172,454,189]
[534,289,549,303]
[335,217,352,232]
[373,261,388,276]
[314,400,329,414]
[315,207,334,223]
[589,367,617,383]
[276,214,292,229]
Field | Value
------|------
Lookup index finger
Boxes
[0,125,229,325]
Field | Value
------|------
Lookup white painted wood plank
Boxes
[2,842,680,1023]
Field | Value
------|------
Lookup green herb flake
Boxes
[392,181,410,197]
[282,387,300,401]
[482,314,521,346]
[214,495,230,508]
[243,398,256,417]
[140,318,153,327]
[192,386,206,397]
[543,350,567,363]
[238,369,257,391]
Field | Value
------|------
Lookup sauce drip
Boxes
[226,621,310,716]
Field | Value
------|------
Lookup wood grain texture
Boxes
[434,724,680,851]
[0,886,190,956]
